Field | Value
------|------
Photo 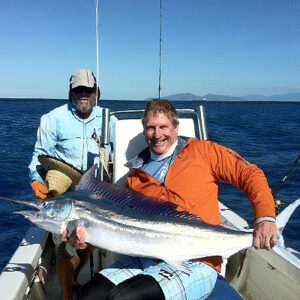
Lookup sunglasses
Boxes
[72,86,96,94]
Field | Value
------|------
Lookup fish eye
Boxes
[42,201,48,207]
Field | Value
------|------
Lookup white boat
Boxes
[0,104,299,300]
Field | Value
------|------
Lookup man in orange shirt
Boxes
[70,99,277,300]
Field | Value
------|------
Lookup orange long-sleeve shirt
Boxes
[125,136,276,271]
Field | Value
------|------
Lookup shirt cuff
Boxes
[31,172,45,185]
[254,216,276,225]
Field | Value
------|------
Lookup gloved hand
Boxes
[31,180,50,200]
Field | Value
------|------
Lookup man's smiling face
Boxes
[144,111,178,155]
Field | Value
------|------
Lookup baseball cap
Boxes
[70,69,96,89]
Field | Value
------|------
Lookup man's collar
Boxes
[150,139,178,161]
[126,136,190,169]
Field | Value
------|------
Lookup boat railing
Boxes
[111,108,195,115]
[104,104,209,142]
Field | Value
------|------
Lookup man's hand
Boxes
[61,226,88,250]
[31,180,51,200]
[253,221,277,250]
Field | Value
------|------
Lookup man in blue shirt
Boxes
[28,69,116,300]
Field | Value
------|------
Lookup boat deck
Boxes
[43,240,101,300]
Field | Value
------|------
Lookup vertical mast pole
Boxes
[95,0,100,106]
[158,0,162,99]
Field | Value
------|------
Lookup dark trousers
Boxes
[70,273,165,300]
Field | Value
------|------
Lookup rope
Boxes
[158,0,162,99]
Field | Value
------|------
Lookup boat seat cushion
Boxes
[208,275,244,299]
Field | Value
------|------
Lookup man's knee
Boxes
[70,273,115,300]
[108,274,165,300]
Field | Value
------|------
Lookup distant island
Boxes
[1,92,300,102]
[146,92,300,101]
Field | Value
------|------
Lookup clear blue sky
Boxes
[1,0,299,100]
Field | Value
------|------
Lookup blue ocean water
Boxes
[0,99,299,273]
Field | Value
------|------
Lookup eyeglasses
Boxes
[72,86,96,94]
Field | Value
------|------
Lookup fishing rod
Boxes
[272,153,300,214]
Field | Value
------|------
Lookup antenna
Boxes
[95,0,100,105]
[158,0,162,99]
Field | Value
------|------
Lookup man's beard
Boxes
[72,100,94,113]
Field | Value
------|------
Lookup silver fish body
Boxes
[69,197,253,265]
[4,191,253,269]
[1,165,300,271]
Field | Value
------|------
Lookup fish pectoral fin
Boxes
[165,260,192,275]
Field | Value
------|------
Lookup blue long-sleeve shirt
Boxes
[29,102,116,183]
